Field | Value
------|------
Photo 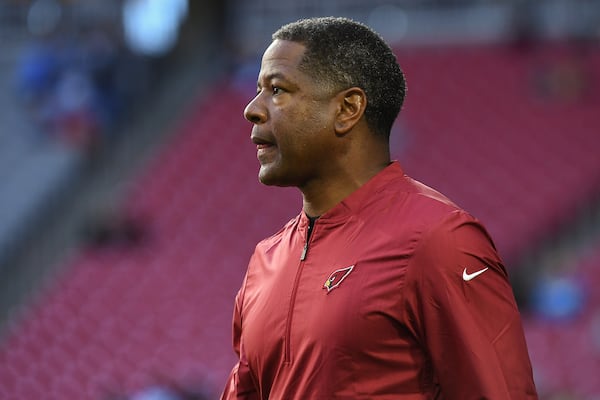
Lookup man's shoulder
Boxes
[254,213,302,251]
[380,174,467,225]
[403,176,460,209]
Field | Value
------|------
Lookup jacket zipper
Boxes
[284,217,316,363]
[300,218,314,261]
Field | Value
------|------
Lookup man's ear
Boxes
[334,87,366,135]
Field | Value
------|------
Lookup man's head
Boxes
[272,17,406,139]
[245,17,405,192]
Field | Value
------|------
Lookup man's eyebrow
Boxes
[257,72,288,87]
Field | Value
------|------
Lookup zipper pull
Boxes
[300,242,308,261]
[300,217,316,261]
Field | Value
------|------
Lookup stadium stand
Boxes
[397,43,600,264]
[0,22,84,268]
[524,238,600,399]
[1,0,600,398]
[0,40,599,399]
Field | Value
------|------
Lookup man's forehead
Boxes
[263,39,306,61]
[259,40,306,75]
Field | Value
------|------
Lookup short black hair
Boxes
[273,16,406,139]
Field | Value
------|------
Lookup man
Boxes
[221,17,538,399]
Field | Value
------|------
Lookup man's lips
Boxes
[251,133,276,150]
[251,134,276,161]
[256,143,276,160]
[251,134,274,145]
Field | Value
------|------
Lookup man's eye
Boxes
[272,86,282,95]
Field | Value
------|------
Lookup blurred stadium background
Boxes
[0,0,599,399]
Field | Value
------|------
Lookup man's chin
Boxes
[258,167,294,187]
[258,175,288,187]
[258,166,276,186]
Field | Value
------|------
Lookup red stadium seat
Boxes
[0,43,599,399]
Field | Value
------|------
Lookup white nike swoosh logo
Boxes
[462,267,489,281]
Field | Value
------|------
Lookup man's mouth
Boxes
[251,132,276,158]
[256,143,276,163]
[256,143,273,150]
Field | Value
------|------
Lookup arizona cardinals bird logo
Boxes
[323,265,355,293]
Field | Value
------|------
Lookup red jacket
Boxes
[222,162,537,399]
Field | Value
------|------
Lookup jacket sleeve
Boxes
[221,275,260,400]
[403,210,538,399]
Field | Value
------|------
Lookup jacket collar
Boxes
[299,161,405,227]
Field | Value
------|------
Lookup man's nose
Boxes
[244,94,267,124]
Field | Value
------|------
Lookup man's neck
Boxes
[300,161,390,217]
